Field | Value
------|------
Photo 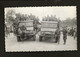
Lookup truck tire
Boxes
[17,36,21,42]
[39,36,42,41]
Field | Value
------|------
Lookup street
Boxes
[5,32,77,52]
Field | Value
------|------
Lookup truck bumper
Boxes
[40,34,55,38]
[17,33,35,38]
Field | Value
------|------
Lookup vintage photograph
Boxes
[5,6,77,52]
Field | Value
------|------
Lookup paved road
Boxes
[5,32,77,52]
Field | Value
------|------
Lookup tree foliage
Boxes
[5,9,40,29]
[5,9,16,24]
[5,9,76,29]
[61,17,77,27]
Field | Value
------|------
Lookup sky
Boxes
[5,6,76,21]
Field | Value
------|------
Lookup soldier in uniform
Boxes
[55,28,61,44]
[70,27,75,36]
[62,26,67,45]
[5,24,8,37]
[67,28,70,36]
[74,28,77,40]
[20,25,26,40]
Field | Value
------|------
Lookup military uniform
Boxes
[74,28,77,40]
[62,28,67,45]
[55,29,60,44]
[20,25,26,40]
[70,28,75,36]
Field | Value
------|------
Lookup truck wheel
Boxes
[39,36,42,41]
[33,35,36,41]
[17,36,21,42]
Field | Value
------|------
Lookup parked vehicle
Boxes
[39,21,60,42]
[17,20,36,41]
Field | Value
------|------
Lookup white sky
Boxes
[5,6,76,21]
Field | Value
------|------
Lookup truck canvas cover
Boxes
[41,21,58,32]
[19,20,34,30]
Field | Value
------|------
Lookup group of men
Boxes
[55,26,67,45]
[55,26,77,45]
[67,27,77,39]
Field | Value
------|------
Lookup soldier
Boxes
[20,25,26,40]
[5,24,8,37]
[55,28,61,44]
[62,26,67,45]
[74,28,77,40]
[67,28,70,36]
[70,27,75,36]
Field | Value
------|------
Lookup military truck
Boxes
[39,20,60,42]
[17,20,36,41]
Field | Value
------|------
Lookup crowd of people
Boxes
[67,27,77,39]
[55,26,77,45]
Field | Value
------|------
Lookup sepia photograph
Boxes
[5,6,77,52]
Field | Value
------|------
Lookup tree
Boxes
[71,17,77,25]
[5,9,16,25]
[60,17,77,27]
[16,13,28,21]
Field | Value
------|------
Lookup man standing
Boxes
[5,24,8,37]
[62,26,67,45]
[55,28,61,44]
[74,28,77,40]
[70,27,75,36]
[20,25,26,40]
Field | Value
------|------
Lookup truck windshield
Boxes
[19,22,33,27]
[41,22,58,28]
[26,22,33,27]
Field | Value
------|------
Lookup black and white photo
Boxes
[5,6,77,52]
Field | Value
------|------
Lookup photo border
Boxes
[0,0,79,57]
